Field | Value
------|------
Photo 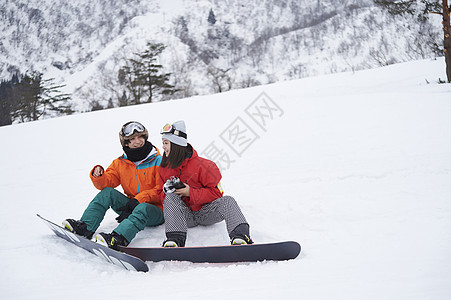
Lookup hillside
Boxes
[0,0,442,112]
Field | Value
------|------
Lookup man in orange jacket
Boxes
[63,121,164,250]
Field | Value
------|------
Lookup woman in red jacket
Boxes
[158,120,252,247]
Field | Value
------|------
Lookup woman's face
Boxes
[162,139,171,157]
[127,136,146,149]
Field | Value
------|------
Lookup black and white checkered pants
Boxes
[163,193,248,237]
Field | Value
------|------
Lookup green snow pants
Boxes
[80,187,164,242]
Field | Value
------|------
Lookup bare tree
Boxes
[207,66,234,93]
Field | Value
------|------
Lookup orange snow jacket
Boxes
[90,146,163,210]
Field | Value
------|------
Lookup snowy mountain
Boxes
[1,0,443,112]
[1,58,450,299]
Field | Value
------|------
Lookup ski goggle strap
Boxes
[121,121,145,137]
[160,123,187,139]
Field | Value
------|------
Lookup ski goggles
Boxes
[160,123,187,138]
[121,121,145,137]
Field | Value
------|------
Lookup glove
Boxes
[172,177,186,189]
[116,198,139,223]
[163,178,176,194]
[163,177,185,194]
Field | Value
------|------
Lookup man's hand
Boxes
[115,198,139,223]
[92,166,104,177]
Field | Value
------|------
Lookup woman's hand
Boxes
[175,184,190,197]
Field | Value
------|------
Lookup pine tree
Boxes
[208,9,217,25]
[10,72,72,122]
[0,80,13,126]
[119,42,177,103]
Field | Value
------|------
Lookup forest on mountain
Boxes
[0,0,445,125]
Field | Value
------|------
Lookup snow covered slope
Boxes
[0,58,450,299]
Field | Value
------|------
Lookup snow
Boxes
[1,58,450,299]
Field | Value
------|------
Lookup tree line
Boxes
[2,3,449,126]
[0,72,72,126]
[0,41,178,126]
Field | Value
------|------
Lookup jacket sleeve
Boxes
[90,161,121,190]
[188,160,223,206]
[157,171,166,202]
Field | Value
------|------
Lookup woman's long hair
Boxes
[161,142,190,169]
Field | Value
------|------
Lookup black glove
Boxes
[116,198,139,223]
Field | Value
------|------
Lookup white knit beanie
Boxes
[161,120,187,146]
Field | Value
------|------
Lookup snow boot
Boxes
[163,232,186,247]
[230,223,253,245]
[94,232,129,250]
[162,240,179,247]
[62,219,94,240]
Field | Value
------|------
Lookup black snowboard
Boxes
[37,214,149,272]
[120,241,301,263]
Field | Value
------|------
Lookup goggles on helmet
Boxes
[160,123,187,139]
[121,121,145,137]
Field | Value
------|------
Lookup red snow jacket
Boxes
[158,144,223,211]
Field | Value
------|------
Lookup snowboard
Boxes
[37,214,149,272]
[120,241,301,263]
